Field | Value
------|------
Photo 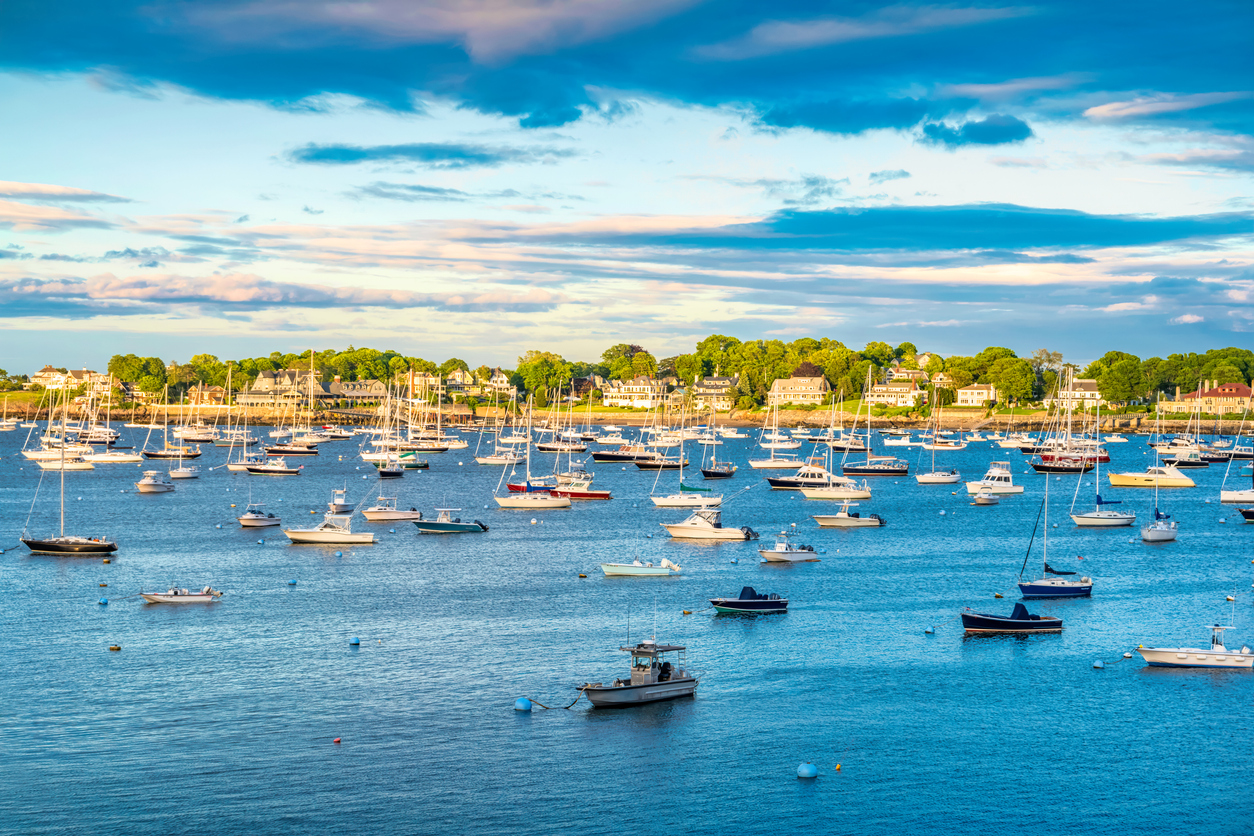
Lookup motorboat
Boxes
[757,528,820,562]
[960,602,1062,633]
[1136,626,1252,668]
[169,465,201,479]
[552,479,613,500]
[237,503,281,527]
[841,456,908,477]
[661,508,757,540]
[1103,434,1128,443]
[246,457,302,476]
[21,534,117,555]
[812,501,884,528]
[361,496,425,521]
[82,449,144,464]
[709,586,787,614]
[1161,450,1208,469]
[412,508,489,534]
[227,453,268,472]
[800,479,873,500]
[965,462,1024,495]
[140,586,224,604]
[37,457,94,471]
[973,490,1000,506]
[494,493,571,509]
[916,468,961,484]
[599,558,681,576]
[328,487,353,513]
[765,458,842,490]
[1108,465,1194,488]
[578,639,698,707]
[135,470,175,493]
[283,512,375,544]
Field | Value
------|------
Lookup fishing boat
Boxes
[757,527,820,562]
[283,512,375,544]
[578,639,698,707]
[237,503,281,527]
[812,501,884,528]
[1108,465,1194,488]
[599,558,681,576]
[361,496,425,521]
[412,509,489,534]
[1137,626,1252,668]
[139,586,224,604]
[135,470,175,493]
[328,487,353,513]
[709,586,787,614]
[246,457,301,476]
[965,462,1024,495]
[661,508,758,541]
[960,602,1063,633]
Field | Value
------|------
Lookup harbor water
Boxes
[1,429,1250,835]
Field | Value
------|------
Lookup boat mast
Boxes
[58,386,66,537]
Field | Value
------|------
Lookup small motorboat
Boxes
[246,457,302,476]
[134,470,175,493]
[710,586,788,614]
[284,512,375,544]
[812,501,884,528]
[599,558,681,576]
[765,459,843,490]
[361,496,425,521]
[140,586,223,604]
[960,602,1063,633]
[412,508,489,534]
[327,487,353,514]
[973,489,1000,506]
[965,461,1024,495]
[579,639,698,708]
[1160,450,1209,469]
[1108,465,1195,488]
[661,508,758,541]
[757,528,820,562]
[169,465,201,479]
[1137,626,1252,668]
[237,503,281,527]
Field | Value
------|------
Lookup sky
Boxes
[1,0,1251,372]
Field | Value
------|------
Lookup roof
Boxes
[619,642,685,655]
[961,383,996,391]
[770,376,828,391]
[1183,382,1252,399]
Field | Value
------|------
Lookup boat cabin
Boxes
[619,641,689,687]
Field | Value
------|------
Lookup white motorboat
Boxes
[140,586,223,604]
[237,503,281,527]
[1103,434,1128,443]
[973,490,1000,506]
[494,493,572,509]
[82,449,144,464]
[579,639,698,707]
[597,433,627,445]
[965,462,1024,494]
[800,480,872,500]
[361,496,425,521]
[327,487,354,514]
[169,465,201,479]
[227,453,268,472]
[599,558,682,576]
[916,469,961,484]
[135,470,175,493]
[661,508,758,540]
[757,528,820,562]
[1137,626,1252,668]
[718,429,748,439]
[283,512,375,544]
[812,501,885,528]
[246,457,302,476]
[37,457,94,471]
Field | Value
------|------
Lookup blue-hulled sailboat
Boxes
[1018,475,1092,598]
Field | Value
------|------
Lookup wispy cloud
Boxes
[0,181,131,203]
[287,142,576,168]
[1084,91,1253,121]
[0,199,117,232]
[696,6,1031,61]
[938,74,1090,101]
[350,181,582,203]
[868,169,911,184]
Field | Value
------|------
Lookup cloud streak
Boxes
[287,141,576,168]
[0,181,131,203]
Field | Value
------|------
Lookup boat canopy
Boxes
[1154,508,1171,520]
[1094,494,1121,506]
[1010,602,1031,620]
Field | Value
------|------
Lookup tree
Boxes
[991,358,1036,404]
[474,365,492,384]
[674,354,705,384]
[792,360,823,378]
[1097,357,1147,404]
[601,343,645,364]
[861,341,895,367]
[923,355,945,375]
[1030,349,1063,375]
[439,357,469,376]
[894,341,918,359]
[630,351,657,379]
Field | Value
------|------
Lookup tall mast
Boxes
[59,386,66,537]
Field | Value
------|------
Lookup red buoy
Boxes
[333,738,341,744]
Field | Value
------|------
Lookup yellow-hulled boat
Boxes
[1107,465,1195,488]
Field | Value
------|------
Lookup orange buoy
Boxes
[108,645,121,651]
[836,764,841,771]
[333,737,341,744]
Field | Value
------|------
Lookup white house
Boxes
[956,383,997,407]
[1044,378,1103,408]
[767,376,830,406]
[602,376,666,408]
[865,380,926,408]
[692,375,740,411]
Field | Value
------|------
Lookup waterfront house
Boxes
[186,384,227,405]
[930,371,956,390]
[602,376,666,408]
[691,375,740,411]
[890,368,929,384]
[767,375,830,407]
[956,383,998,407]
[1159,381,1253,416]
[865,380,926,408]
[1043,378,1103,409]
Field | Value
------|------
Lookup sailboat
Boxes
[915,403,961,484]
[143,386,201,459]
[0,395,16,431]
[1017,478,1093,598]
[1141,454,1179,542]
[840,371,908,477]
[650,424,720,507]
[1069,405,1134,527]
[494,397,571,509]
[699,405,737,479]
[747,403,801,470]
[20,390,119,555]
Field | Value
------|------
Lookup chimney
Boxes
[334,375,341,383]
[1175,386,1180,400]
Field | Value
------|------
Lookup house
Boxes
[1044,378,1103,408]
[865,380,926,408]
[30,365,109,392]
[328,377,388,405]
[484,368,516,396]
[890,368,929,383]
[118,382,155,403]
[767,376,830,407]
[602,376,666,408]
[915,353,934,370]
[691,375,740,411]
[1159,381,1253,415]
[186,384,227,405]
[956,383,998,408]
[236,368,327,406]
[930,372,956,389]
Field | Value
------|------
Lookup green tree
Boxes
[439,357,469,376]
[1097,357,1147,404]
[991,358,1036,404]
[861,341,895,367]
[630,351,657,378]
[894,341,918,359]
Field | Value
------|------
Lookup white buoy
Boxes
[939,510,946,515]
[530,518,537,525]
[215,524,221,529]
[797,762,818,779]
[1123,652,1132,658]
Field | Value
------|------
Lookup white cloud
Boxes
[1083,91,1253,121]
[0,181,130,203]
[1170,313,1204,324]
[939,74,1089,101]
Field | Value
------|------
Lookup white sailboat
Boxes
[494,397,571,509]
[915,404,961,484]
[1070,406,1135,527]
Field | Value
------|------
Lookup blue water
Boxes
[1,428,1250,836]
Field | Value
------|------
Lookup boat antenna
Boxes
[653,593,657,641]
[1018,491,1047,581]
[626,603,630,648]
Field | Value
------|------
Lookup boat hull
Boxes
[1137,648,1253,668]
[413,521,488,534]
[811,515,882,528]
[582,678,698,707]
[134,483,175,493]
[710,599,787,613]
[21,537,118,555]
[1108,473,1195,488]
[650,495,721,507]
[747,459,801,470]
[282,529,375,544]
[551,488,612,500]
[361,509,424,521]
[1017,579,1092,598]
[494,496,571,509]
[140,593,219,604]
[800,487,872,500]
[916,471,961,484]
[960,611,1062,633]
[599,563,677,576]
[238,516,281,527]
[1070,512,1135,527]
[1219,489,1254,504]
[661,522,753,540]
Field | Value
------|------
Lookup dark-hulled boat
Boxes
[961,602,1062,633]
[710,586,788,614]
[1240,507,1254,523]
[701,463,737,479]
[636,457,688,471]
[22,535,118,555]
[841,458,908,477]
[143,446,202,460]
[266,444,318,456]
[591,445,661,464]
[1030,456,1095,474]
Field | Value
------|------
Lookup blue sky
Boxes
[1,0,1251,371]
